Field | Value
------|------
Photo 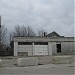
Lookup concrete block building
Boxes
[13,31,75,56]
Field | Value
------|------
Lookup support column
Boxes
[14,41,18,56]
[52,42,57,55]
[0,16,1,53]
[48,42,52,55]
[32,42,34,56]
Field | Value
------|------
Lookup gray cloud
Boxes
[0,0,74,36]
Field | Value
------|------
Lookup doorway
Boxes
[57,44,61,53]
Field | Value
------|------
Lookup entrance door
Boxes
[57,44,61,53]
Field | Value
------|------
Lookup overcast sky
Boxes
[0,0,74,37]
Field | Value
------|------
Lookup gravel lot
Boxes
[0,63,75,75]
[0,56,75,75]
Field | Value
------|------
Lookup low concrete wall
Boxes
[37,56,53,64]
[18,57,38,67]
[13,55,74,66]
[52,56,74,64]
[13,57,18,65]
[37,55,74,64]
[0,59,2,68]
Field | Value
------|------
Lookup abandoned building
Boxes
[13,31,75,56]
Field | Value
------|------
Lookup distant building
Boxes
[13,31,75,56]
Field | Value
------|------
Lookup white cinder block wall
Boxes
[17,45,33,56]
[14,37,75,56]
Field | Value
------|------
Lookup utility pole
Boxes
[0,16,2,56]
[0,24,1,45]
[0,16,1,45]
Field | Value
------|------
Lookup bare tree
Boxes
[13,25,21,37]
[10,32,14,43]
[13,25,36,37]
[38,29,46,36]
[20,25,28,36]
[0,25,8,45]
[0,25,8,51]
[27,26,35,36]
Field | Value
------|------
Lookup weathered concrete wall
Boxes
[0,59,2,68]
[37,55,74,64]
[52,42,57,55]
[17,45,33,56]
[51,42,75,55]
[33,45,48,55]
[74,42,75,54]
[52,56,73,64]
[14,37,74,42]
[38,56,53,64]
[14,37,75,56]
[61,42,75,55]
[14,42,18,56]
[18,57,38,67]
[48,42,52,55]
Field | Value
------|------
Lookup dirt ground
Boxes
[0,55,75,75]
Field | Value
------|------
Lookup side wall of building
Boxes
[61,42,75,55]
[48,42,75,55]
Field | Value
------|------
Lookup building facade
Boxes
[13,32,75,56]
